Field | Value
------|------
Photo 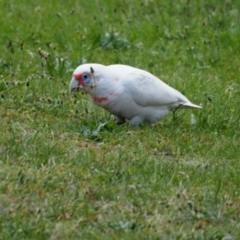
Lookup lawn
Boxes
[0,0,240,239]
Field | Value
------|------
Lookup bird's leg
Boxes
[115,116,126,125]
[129,116,143,127]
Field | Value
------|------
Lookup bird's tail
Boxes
[182,102,202,109]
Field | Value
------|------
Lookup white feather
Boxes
[70,63,202,126]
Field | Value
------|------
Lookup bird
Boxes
[69,63,202,126]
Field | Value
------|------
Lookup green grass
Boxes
[0,0,240,239]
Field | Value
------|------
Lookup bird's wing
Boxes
[108,65,189,107]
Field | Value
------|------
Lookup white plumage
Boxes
[69,63,201,126]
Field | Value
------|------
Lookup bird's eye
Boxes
[82,73,91,84]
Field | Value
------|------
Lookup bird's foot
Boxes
[129,116,143,127]
[115,116,126,125]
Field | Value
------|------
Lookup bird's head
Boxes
[69,63,119,100]
[69,64,97,94]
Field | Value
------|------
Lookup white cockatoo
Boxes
[69,63,201,126]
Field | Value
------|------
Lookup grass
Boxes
[0,0,240,239]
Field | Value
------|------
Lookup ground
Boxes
[0,0,240,239]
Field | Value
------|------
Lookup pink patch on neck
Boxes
[91,96,108,103]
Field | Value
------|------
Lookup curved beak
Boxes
[69,77,82,93]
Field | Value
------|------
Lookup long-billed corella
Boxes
[69,63,201,126]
